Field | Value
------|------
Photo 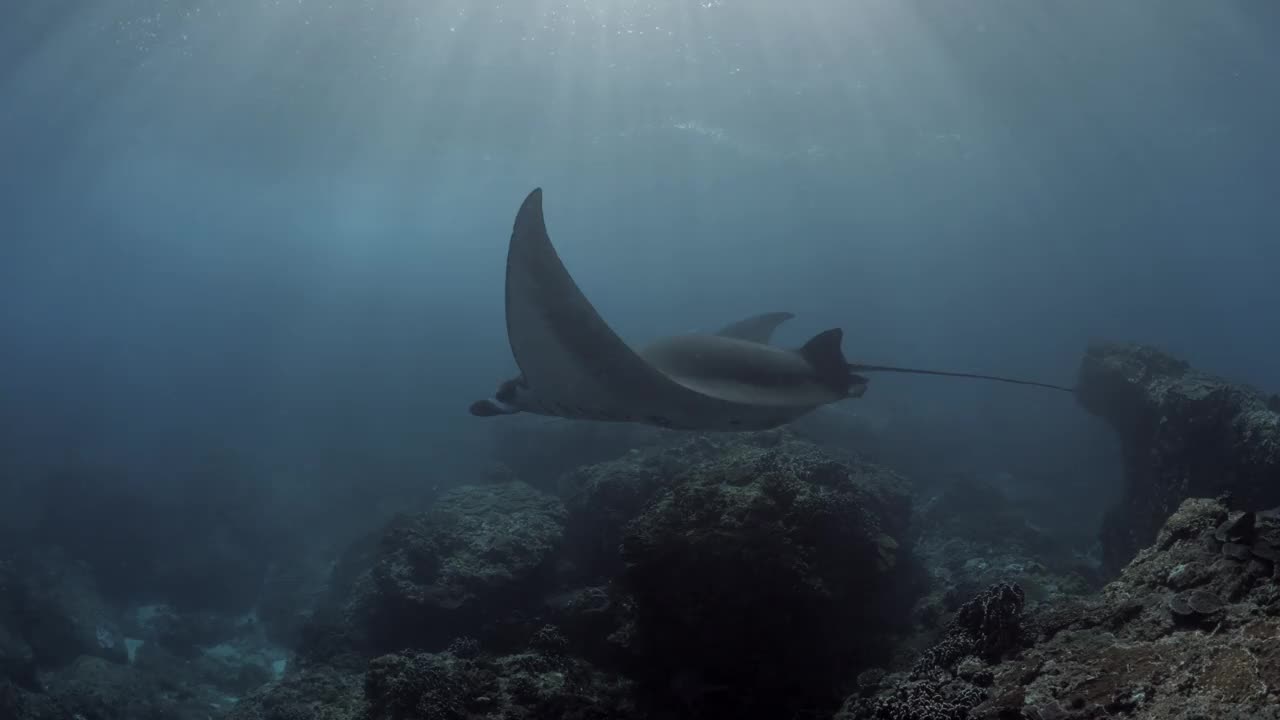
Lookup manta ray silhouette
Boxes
[471,188,1073,431]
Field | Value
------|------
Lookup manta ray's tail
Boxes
[847,363,1075,393]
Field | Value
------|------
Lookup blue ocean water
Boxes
[1,2,1278,718]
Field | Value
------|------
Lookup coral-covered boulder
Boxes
[848,497,1280,720]
[347,481,567,653]
[615,434,916,718]
[557,433,769,582]
[908,475,1097,646]
[362,635,638,720]
[1076,342,1280,571]
[0,558,36,688]
[838,582,1029,720]
[39,654,239,720]
[0,548,126,669]
[227,664,366,720]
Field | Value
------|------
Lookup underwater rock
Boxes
[228,663,366,720]
[848,496,1280,720]
[0,548,127,669]
[915,582,1028,672]
[254,551,336,648]
[837,582,1028,720]
[347,481,567,654]
[539,584,636,664]
[1075,342,1280,571]
[39,653,235,720]
[556,432,780,583]
[837,675,986,720]
[131,603,238,659]
[1168,589,1224,625]
[909,474,1096,630]
[0,559,37,688]
[236,624,638,720]
[362,637,638,720]
[616,435,915,718]
[0,625,36,691]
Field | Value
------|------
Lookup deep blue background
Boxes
[1,1,1277,529]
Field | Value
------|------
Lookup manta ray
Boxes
[470,188,1073,431]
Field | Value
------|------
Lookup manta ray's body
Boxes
[471,188,1072,431]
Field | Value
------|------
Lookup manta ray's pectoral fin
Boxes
[716,312,795,345]
[501,188,737,425]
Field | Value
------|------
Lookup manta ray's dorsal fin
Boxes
[716,311,795,345]
[797,328,857,396]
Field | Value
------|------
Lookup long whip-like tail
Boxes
[848,363,1075,393]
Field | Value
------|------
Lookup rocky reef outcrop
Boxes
[1076,342,1280,571]
[259,431,922,719]
[10,342,1278,720]
[846,496,1280,720]
[332,481,568,655]
[904,474,1098,669]
[0,545,291,720]
[613,433,917,718]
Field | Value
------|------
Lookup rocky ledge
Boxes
[1075,342,1280,572]
[845,496,1280,720]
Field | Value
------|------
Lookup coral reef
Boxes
[838,581,1030,720]
[848,496,1280,720]
[0,548,126,669]
[0,544,291,719]
[614,432,917,718]
[908,475,1098,652]
[7,342,1276,720]
[556,433,765,582]
[362,641,638,720]
[228,664,365,720]
[342,480,568,654]
[1076,342,1280,571]
[230,629,639,720]
[270,431,925,719]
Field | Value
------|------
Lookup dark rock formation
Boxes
[362,641,638,720]
[228,663,366,720]
[23,653,244,720]
[0,548,126,669]
[615,432,917,718]
[846,497,1280,720]
[907,476,1098,657]
[839,581,1030,720]
[1076,342,1280,571]
[557,434,769,583]
[230,633,638,720]
[131,604,238,659]
[342,481,567,654]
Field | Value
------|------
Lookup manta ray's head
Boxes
[469,375,531,417]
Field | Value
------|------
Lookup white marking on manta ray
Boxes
[469,189,1075,432]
